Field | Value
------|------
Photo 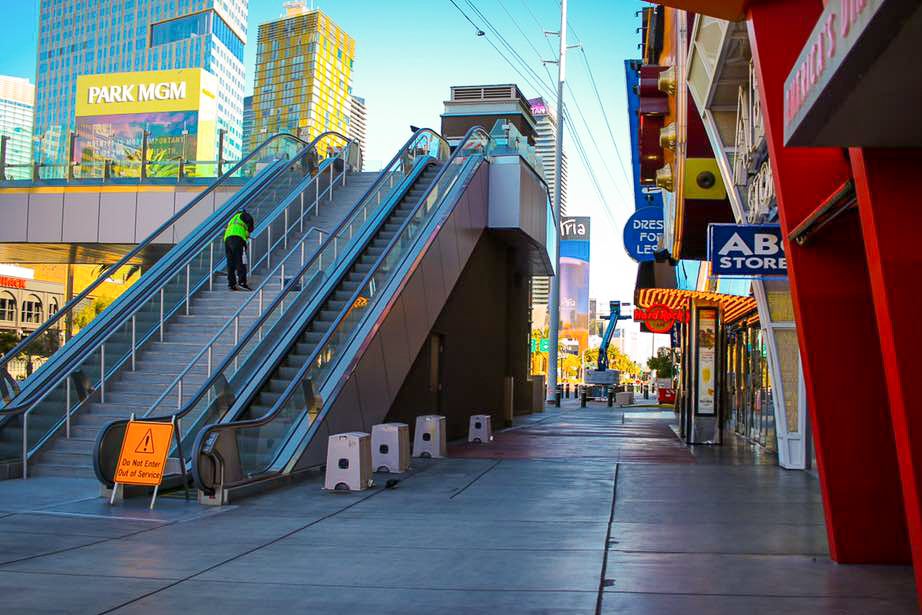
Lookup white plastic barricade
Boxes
[468,415,493,443]
[371,423,410,473]
[615,392,634,407]
[324,432,372,491]
[413,415,447,458]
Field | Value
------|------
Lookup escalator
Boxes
[92,129,451,488]
[180,127,495,503]
[0,131,368,477]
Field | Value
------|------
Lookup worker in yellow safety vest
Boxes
[223,209,254,291]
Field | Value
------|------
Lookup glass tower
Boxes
[0,76,35,180]
[33,0,248,169]
[250,4,354,150]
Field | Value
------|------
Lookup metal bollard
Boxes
[555,391,561,407]
[608,389,614,407]
[580,388,587,408]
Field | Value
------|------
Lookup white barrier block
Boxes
[413,415,447,458]
[371,423,410,473]
[324,432,372,491]
[616,392,634,407]
[468,414,493,443]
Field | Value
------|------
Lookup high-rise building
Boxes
[33,0,248,170]
[527,98,567,326]
[528,97,568,216]
[242,95,253,153]
[0,76,35,180]
[250,3,355,150]
[348,95,366,170]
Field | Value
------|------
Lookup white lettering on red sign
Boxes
[786,0,870,126]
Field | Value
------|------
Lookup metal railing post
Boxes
[159,288,165,342]
[185,263,191,316]
[300,192,305,232]
[209,243,214,291]
[100,344,106,404]
[65,376,70,439]
[267,226,272,270]
[131,315,136,370]
[284,209,289,249]
[177,379,183,410]
[300,241,305,267]
[22,413,27,479]
[207,345,213,377]
[315,178,319,215]
[328,163,333,201]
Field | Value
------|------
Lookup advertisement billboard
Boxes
[696,308,717,415]
[559,216,590,383]
[75,69,217,174]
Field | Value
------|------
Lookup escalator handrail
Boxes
[1,132,349,419]
[192,126,489,488]
[93,132,445,486]
[0,132,307,372]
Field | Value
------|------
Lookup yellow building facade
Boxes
[250,7,355,151]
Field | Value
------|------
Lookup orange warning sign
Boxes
[114,421,174,486]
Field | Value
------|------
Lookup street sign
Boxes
[708,224,787,277]
[114,420,174,487]
[623,206,664,262]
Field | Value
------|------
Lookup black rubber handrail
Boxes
[192,126,489,491]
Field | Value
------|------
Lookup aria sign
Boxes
[708,224,787,277]
[633,304,688,334]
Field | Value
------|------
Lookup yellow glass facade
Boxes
[250,9,354,152]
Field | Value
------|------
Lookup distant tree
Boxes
[0,331,18,356]
[647,347,676,379]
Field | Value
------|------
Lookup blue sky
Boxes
[2,0,659,351]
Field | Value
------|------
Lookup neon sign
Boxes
[633,303,688,333]
[0,276,26,289]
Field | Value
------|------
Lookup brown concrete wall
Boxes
[385,231,534,441]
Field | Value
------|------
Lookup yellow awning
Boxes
[636,287,757,324]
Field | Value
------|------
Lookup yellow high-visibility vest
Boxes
[224,212,249,242]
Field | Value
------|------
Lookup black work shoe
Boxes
[239,282,252,291]
[229,284,239,291]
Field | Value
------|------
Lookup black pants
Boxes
[224,236,247,287]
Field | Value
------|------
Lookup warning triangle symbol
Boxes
[135,429,155,454]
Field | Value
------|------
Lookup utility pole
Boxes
[546,0,569,403]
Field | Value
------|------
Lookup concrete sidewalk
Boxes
[0,402,916,614]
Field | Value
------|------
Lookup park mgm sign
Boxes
[74,68,219,170]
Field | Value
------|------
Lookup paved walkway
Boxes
[0,401,916,614]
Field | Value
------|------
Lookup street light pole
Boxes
[546,0,568,403]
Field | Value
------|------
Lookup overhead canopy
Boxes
[644,0,752,22]
[636,287,757,323]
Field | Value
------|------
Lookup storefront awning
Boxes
[636,287,757,323]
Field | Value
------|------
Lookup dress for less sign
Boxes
[708,224,787,277]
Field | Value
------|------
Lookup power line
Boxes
[578,48,633,186]
[445,0,556,102]
[554,0,634,187]
[465,1,558,102]
[447,0,484,35]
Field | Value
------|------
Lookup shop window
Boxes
[21,295,43,325]
[0,292,15,322]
